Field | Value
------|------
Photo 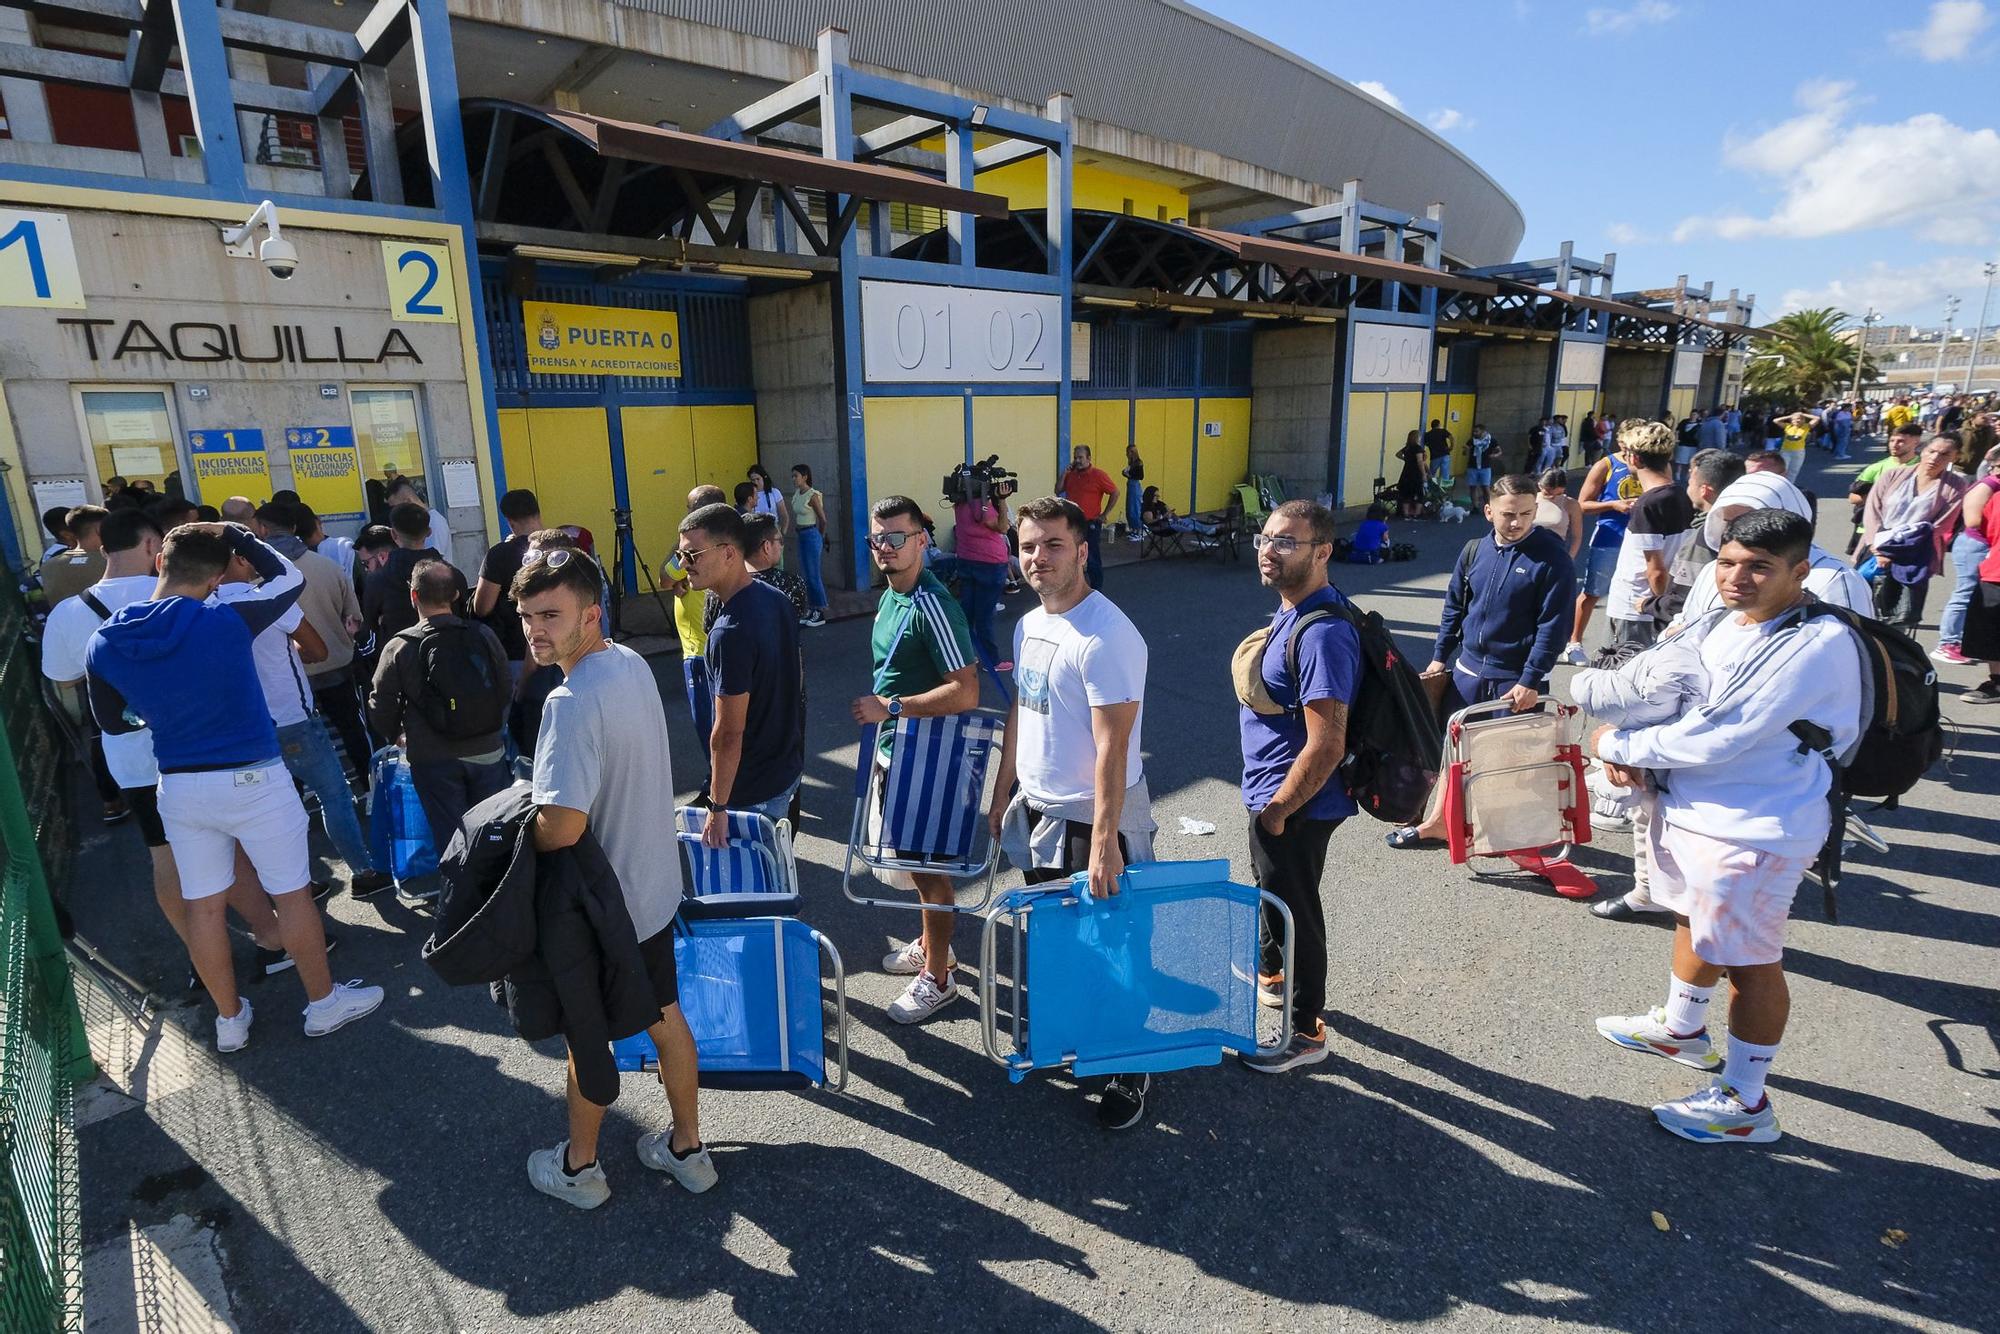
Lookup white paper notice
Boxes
[31,478,90,516]
[110,445,165,477]
[439,458,481,510]
[101,410,160,443]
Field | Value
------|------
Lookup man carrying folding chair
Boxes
[850,495,981,1024]
[987,496,1158,1130]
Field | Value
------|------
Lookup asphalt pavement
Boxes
[70,445,1997,1332]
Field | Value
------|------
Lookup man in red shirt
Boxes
[1060,445,1119,589]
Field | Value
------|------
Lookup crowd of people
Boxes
[27,392,1984,1209]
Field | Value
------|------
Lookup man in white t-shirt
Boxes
[215,554,391,899]
[1592,509,1865,1143]
[987,496,1157,1132]
[1603,420,1692,655]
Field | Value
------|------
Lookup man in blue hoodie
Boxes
[86,522,384,1053]
[1387,474,1576,848]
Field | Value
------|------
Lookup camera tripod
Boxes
[607,505,677,640]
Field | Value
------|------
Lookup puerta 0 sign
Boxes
[522,300,682,377]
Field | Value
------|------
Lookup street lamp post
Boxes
[1964,261,1997,394]
[1932,295,1961,391]
[1849,307,1880,402]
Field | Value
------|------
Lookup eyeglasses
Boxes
[522,547,575,570]
[865,531,917,552]
[1251,534,1322,555]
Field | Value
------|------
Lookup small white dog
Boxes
[1435,502,1469,523]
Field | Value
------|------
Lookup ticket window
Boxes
[349,386,431,521]
[77,387,181,499]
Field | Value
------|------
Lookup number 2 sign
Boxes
[0,209,86,310]
[380,240,458,324]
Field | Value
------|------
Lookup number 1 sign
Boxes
[0,209,86,310]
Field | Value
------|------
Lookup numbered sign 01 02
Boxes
[860,280,1061,384]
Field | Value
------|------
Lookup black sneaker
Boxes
[1965,677,2000,705]
[310,880,335,904]
[348,870,394,899]
[255,932,338,979]
[1096,1073,1152,1132]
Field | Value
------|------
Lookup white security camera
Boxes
[220,200,300,280]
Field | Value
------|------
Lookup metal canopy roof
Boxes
[1188,226,1500,296]
[394,100,1007,252]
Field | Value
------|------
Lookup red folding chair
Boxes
[1438,700,1596,898]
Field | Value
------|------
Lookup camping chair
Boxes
[611,913,849,1091]
[1233,482,1269,527]
[1437,700,1595,898]
[675,805,800,912]
[1139,514,1189,560]
[977,859,1294,1083]
[843,713,1004,913]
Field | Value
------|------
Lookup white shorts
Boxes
[157,762,311,900]
[1648,820,1812,967]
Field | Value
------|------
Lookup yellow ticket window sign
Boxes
[351,386,428,505]
[285,425,365,519]
[80,389,177,494]
[187,428,275,503]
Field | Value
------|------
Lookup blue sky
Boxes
[1197,0,2000,330]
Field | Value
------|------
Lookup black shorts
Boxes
[1961,580,2000,660]
[122,784,168,848]
[638,924,680,1012]
[1020,813,1133,885]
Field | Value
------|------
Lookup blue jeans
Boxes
[740,779,800,828]
[277,716,379,875]
[796,526,828,611]
[1832,422,1853,459]
[409,755,511,858]
[956,558,1009,666]
[683,656,713,763]
[1940,529,1990,645]
[1085,519,1105,590]
[1124,483,1142,533]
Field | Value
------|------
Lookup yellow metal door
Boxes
[1342,392,1387,506]
[619,406,696,567]
[1194,398,1250,512]
[864,397,965,543]
[497,408,614,540]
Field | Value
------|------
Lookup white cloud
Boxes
[1584,1,1678,36]
[1776,257,1994,323]
[1427,107,1471,132]
[1354,80,1404,111]
[1676,82,2000,241]
[1604,222,1652,245]
[1891,1,1991,62]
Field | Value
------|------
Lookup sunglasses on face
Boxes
[866,531,917,552]
[676,545,717,567]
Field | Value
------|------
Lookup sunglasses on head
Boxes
[522,547,576,570]
[866,531,917,552]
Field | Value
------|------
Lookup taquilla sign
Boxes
[522,300,682,377]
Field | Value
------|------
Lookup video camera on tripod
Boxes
[942,454,1018,506]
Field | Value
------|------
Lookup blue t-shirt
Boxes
[705,578,804,805]
[1240,585,1362,821]
[1351,519,1389,554]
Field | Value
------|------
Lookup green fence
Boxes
[0,563,92,1333]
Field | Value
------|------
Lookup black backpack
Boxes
[1786,603,1943,918]
[1277,598,1443,825]
[403,621,505,741]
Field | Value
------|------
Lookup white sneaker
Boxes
[1562,641,1588,666]
[1652,1081,1781,1144]
[881,939,957,975]
[215,999,253,1053]
[887,971,959,1024]
[636,1129,719,1193]
[302,979,385,1037]
[527,1140,611,1209]
[1594,1007,1720,1070]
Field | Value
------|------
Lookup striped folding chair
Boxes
[977,859,1294,1083]
[674,806,799,913]
[610,914,848,1092]
[841,712,1004,913]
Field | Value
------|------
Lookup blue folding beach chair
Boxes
[842,713,1004,913]
[674,805,799,912]
[610,913,849,1091]
[976,859,1293,1082]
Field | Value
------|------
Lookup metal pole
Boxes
[1963,262,1997,394]
[1932,295,1961,391]
[1849,307,1877,402]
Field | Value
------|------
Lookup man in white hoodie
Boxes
[1590,509,1865,1143]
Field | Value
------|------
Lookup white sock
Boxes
[1723,1037,1780,1108]
[1661,973,1714,1038]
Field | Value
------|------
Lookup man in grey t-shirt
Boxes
[513,547,715,1209]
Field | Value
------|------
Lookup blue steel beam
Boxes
[170,0,247,196]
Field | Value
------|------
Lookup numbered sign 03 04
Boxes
[860,280,1061,384]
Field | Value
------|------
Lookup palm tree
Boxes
[1745,307,1880,406]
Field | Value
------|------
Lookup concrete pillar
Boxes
[0,8,54,144]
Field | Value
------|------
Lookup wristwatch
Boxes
[885,696,904,718]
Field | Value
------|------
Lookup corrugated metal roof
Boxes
[613,0,1525,264]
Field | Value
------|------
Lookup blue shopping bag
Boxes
[368,746,438,884]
